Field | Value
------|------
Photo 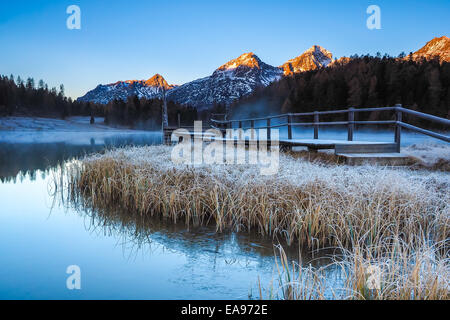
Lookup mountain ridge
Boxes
[78,46,332,107]
[280,45,332,76]
[409,36,449,62]
[165,52,284,108]
[78,74,177,105]
[77,36,449,107]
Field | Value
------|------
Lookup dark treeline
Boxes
[104,96,198,129]
[5,55,449,131]
[0,75,103,118]
[230,56,450,127]
[0,74,198,129]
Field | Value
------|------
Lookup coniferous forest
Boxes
[103,96,198,129]
[0,75,104,119]
[0,75,197,129]
[1,56,449,130]
[231,55,450,126]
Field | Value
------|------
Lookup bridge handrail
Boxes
[397,107,450,126]
[210,105,450,148]
[210,106,403,124]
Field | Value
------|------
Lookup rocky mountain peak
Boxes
[77,74,176,104]
[410,36,450,62]
[144,74,174,89]
[280,45,333,76]
[216,52,263,71]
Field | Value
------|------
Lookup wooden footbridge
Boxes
[164,105,450,164]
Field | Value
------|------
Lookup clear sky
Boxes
[0,0,449,99]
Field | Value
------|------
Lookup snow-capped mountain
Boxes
[75,37,449,108]
[166,52,283,108]
[77,74,176,104]
[280,45,333,76]
[78,47,333,108]
[409,36,450,62]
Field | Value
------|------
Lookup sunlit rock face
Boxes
[77,74,176,105]
[167,47,335,108]
[166,53,283,109]
[280,45,333,76]
[78,47,335,108]
[76,36,449,108]
[409,36,450,62]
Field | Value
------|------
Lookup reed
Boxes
[59,145,449,299]
[264,238,449,300]
[62,145,449,250]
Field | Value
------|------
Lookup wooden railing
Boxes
[210,105,450,152]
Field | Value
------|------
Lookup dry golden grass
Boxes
[264,238,449,300]
[63,145,449,249]
[59,144,449,300]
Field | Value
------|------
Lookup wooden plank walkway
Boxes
[207,105,449,164]
[164,105,449,165]
[279,139,394,150]
[212,137,409,163]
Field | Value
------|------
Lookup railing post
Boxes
[348,107,354,141]
[226,121,231,138]
[267,118,271,140]
[314,111,319,139]
[287,114,292,140]
[239,121,242,140]
[250,119,255,139]
[395,104,402,152]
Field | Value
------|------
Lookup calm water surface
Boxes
[0,127,442,299]
[0,130,337,299]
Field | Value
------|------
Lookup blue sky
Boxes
[0,0,448,99]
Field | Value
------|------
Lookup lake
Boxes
[0,129,339,299]
[0,126,445,299]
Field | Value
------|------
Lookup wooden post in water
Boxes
[161,88,169,144]
[395,104,402,153]
[314,111,319,139]
[177,112,181,128]
[239,121,242,140]
[250,119,255,139]
[287,114,292,140]
[267,118,271,141]
[348,107,354,141]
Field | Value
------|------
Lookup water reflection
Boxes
[0,130,342,299]
[51,169,339,299]
[0,132,162,182]
[60,192,333,266]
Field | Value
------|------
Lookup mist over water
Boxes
[0,115,447,299]
[0,128,342,299]
[0,130,162,182]
[230,121,446,147]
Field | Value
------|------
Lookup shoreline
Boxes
[60,144,450,299]
[0,116,139,132]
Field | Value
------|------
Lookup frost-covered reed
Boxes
[64,145,449,249]
[264,238,449,300]
[404,142,450,171]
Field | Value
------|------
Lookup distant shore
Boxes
[0,116,131,132]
